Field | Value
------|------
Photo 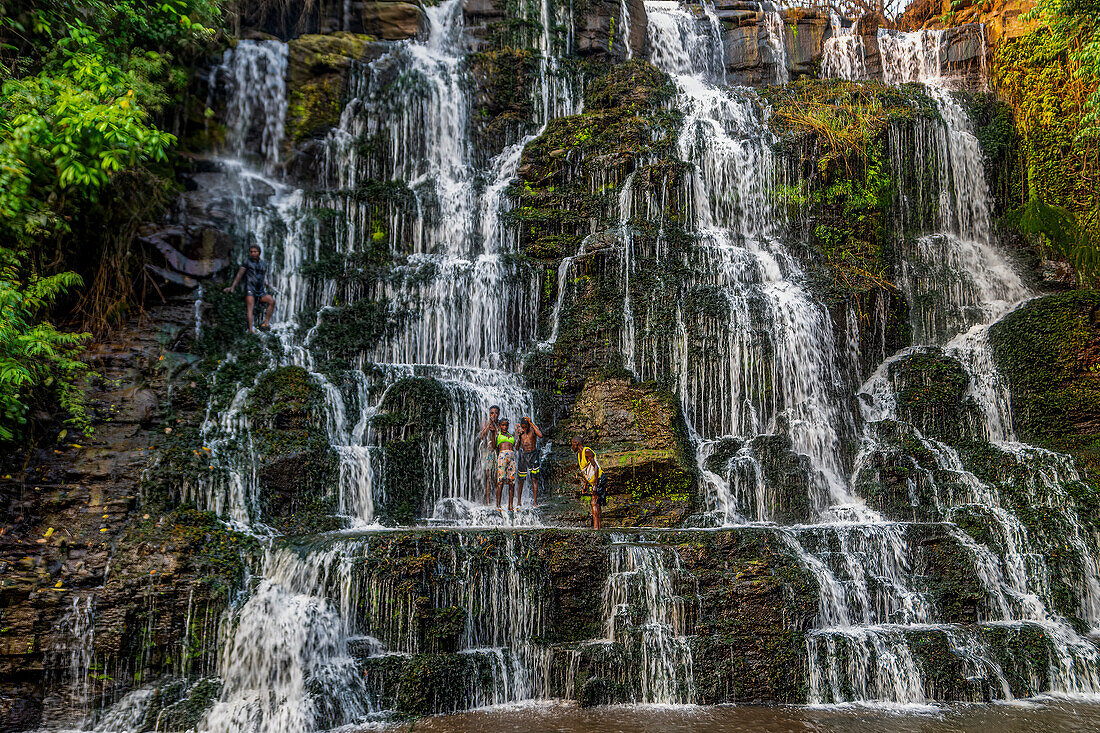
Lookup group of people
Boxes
[477,406,543,512]
[225,250,610,528]
[476,407,608,528]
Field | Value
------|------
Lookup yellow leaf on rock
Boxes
[44,528,54,538]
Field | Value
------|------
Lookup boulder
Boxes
[784,16,828,76]
[285,33,381,143]
[237,0,423,39]
[555,378,697,527]
[723,25,762,71]
[575,0,648,61]
[355,1,423,40]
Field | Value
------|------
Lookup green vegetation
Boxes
[0,266,90,441]
[763,80,935,300]
[991,0,1100,280]
[990,291,1100,472]
[0,0,225,444]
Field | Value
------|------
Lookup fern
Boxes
[0,260,91,442]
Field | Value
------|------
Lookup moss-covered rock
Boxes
[991,292,1100,450]
[373,377,452,523]
[890,349,981,445]
[248,366,341,533]
[468,48,539,161]
[286,33,377,144]
[338,527,819,712]
[513,60,682,262]
[554,378,697,527]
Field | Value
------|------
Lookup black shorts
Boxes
[246,287,267,298]
[517,449,540,478]
[595,474,607,506]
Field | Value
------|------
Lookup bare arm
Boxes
[224,266,245,293]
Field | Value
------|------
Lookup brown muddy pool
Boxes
[392,699,1100,733]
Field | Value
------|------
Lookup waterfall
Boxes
[190,0,584,527]
[200,547,368,733]
[764,11,789,85]
[644,0,851,518]
[69,3,1100,725]
[821,15,866,81]
[218,40,288,168]
[807,27,1100,703]
[602,536,696,704]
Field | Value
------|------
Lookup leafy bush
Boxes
[0,0,224,443]
[991,0,1100,281]
[0,256,90,441]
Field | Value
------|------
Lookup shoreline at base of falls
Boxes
[388,698,1100,733]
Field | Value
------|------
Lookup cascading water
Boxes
[643,0,852,519]
[181,3,590,729]
[603,535,696,704]
[821,14,866,81]
[805,27,1100,704]
[59,3,1100,727]
[192,0,584,528]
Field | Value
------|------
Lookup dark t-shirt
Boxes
[242,258,267,293]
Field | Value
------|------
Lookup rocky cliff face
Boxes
[6,0,1100,729]
[0,302,254,730]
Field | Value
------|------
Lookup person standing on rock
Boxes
[476,405,501,504]
[516,416,543,507]
[224,244,275,333]
[572,437,606,529]
[495,418,518,511]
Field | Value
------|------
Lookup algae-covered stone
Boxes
[373,377,452,523]
[554,378,697,526]
[248,366,341,532]
[468,49,539,161]
[286,33,378,143]
[990,291,1100,450]
[889,349,981,445]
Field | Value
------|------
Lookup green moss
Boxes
[245,367,342,533]
[960,90,1020,218]
[512,60,684,262]
[468,48,539,158]
[761,81,940,303]
[308,299,399,365]
[889,350,978,444]
[285,33,375,142]
[286,76,344,142]
[990,291,1100,443]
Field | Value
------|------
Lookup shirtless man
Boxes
[515,416,543,507]
[476,405,501,504]
[223,244,275,333]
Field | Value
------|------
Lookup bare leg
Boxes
[516,476,525,507]
[245,295,256,332]
[259,295,275,327]
[531,475,539,507]
[591,494,601,529]
[485,469,492,504]
[508,481,515,511]
[496,479,503,509]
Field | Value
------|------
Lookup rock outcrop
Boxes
[551,378,697,527]
[0,300,253,730]
[240,0,424,41]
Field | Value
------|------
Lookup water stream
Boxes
[48,3,1100,730]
